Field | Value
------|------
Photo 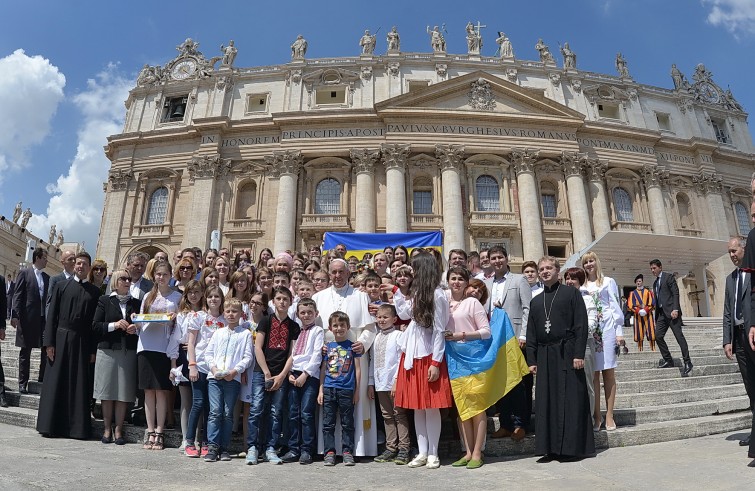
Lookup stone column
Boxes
[98,169,133,267]
[267,150,302,252]
[694,172,729,240]
[512,148,544,261]
[561,152,593,251]
[641,165,671,235]
[183,154,232,249]
[350,148,380,233]
[585,158,612,238]
[436,144,467,252]
[381,143,410,233]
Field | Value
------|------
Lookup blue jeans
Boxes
[187,371,209,444]
[207,378,241,451]
[322,386,355,454]
[246,371,288,451]
[287,374,319,454]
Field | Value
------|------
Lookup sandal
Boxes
[143,431,155,450]
[152,432,165,451]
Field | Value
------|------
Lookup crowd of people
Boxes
[1,236,754,467]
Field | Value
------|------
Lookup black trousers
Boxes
[18,347,46,388]
[496,381,528,430]
[655,311,690,363]
[733,325,755,410]
[0,335,5,394]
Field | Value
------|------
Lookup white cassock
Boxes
[312,284,377,456]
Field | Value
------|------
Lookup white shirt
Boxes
[490,271,509,307]
[393,288,448,370]
[188,311,226,374]
[33,266,45,303]
[205,325,253,383]
[136,290,182,354]
[369,327,402,391]
[290,324,324,378]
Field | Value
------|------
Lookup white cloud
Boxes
[28,64,131,252]
[703,0,755,37]
[0,49,65,181]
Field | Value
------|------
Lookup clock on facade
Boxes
[698,82,720,104]
[171,59,197,80]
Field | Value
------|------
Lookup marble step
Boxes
[617,355,732,370]
[617,373,741,394]
[613,362,740,381]
[613,383,747,408]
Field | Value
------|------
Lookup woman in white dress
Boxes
[580,252,624,431]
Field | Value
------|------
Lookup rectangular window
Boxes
[541,194,557,218]
[407,80,430,92]
[597,103,620,120]
[413,190,432,215]
[711,118,730,144]
[656,112,671,131]
[245,93,269,113]
[161,96,188,123]
[547,245,566,258]
[315,87,346,105]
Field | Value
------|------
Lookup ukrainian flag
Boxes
[322,231,442,261]
[445,308,530,421]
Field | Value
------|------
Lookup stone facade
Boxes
[98,39,755,317]
[0,217,64,280]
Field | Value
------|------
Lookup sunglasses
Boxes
[92,267,106,272]
[117,277,132,282]
[179,266,193,271]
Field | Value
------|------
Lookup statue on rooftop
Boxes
[291,35,308,59]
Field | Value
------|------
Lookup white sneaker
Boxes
[407,454,427,468]
[426,455,441,469]
[178,439,188,452]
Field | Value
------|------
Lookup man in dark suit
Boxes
[723,237,755,447]
[650,258,692,376]
[0,274,8,407]
[11,247,50,393]
[5,273,13,320]
[46,250,75,316]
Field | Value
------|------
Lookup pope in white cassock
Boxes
[313,258,377,456]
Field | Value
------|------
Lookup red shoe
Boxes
[185,444,200,458]
[200,444,209,457]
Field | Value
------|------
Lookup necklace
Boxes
[543,283,561,334]
[330,285,352,312]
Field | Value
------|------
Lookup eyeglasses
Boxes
[92,267,106,272]
[117,277,132,282]
[250,300,264,307]
[179,266,193,271]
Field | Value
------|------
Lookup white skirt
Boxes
[593,324,618,371]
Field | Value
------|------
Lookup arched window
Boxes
[146,187,168,224]
[412,177,433,215]
[735,202,750,235]
[236,182,257,219]
[314,178,341,214]
[476,175,500,211]
[676,193,694,229]
[613,187,633,221]
[540,181,557,218]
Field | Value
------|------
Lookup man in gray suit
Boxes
[723,237,755,447]
[46,250,75,316]
[484,245,532,440]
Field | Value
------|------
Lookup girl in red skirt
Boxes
[392,252,452,469]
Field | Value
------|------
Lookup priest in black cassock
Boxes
[37,251,101,439]
[526,256,595,461]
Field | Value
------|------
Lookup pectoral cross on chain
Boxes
[544,320,551,334]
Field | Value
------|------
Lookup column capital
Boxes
[435,144,465,172]
[584,157,608,182]
[187,154,232,182]
[350,148,381,175]
[640,165,669,188]
[560,151,584,177]
[692,171,723,194]
[511,148,540,175]
[381,143,410,171]
[264,150,303,178]
[108,169,133,191]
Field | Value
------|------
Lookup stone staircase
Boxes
[0,317,750,457]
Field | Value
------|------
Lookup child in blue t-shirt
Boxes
[318,311,361,466]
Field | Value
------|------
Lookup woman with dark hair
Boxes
[256,248,273,270]
[174,258,197,293]
[234,250,252,271]
[88,259,109,294]
[383,246,394,264]
[202,249,219,269]
[465,278,489,307]
[303,260,321,280]
[393,245,409,264]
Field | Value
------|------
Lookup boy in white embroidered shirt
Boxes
[369,304,410,465]
[203,298,253,462]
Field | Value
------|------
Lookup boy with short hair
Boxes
[296,279,315,300]
[318,311,361,466]
[363,273,384,305]
[281,298,323,464]
[369,304,411,464]
[246,286,300,465]
[203,298,253,462]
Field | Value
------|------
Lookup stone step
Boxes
[3,378,44,395]
[617,355,732,370]
[613,362,740,381]
[614,383,747,408]
[617,373,740,394]
[609,396,750,426]
[3,390,41,410]
[0,405,37,429]
[619,348,723,358]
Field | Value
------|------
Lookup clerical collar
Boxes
[378,326,395,335]
[543,281,560,292]
[73,275,88,284]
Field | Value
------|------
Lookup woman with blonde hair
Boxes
[144,258,159,282]
[213,256,232,295]
[174,257,197,293]
[580,251,624,431]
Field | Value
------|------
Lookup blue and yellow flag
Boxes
[322,231,442,261]
[445,308,530,421]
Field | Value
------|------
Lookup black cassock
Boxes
[526,282,595,457]
[37,278,100,439]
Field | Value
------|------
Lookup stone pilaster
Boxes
[98,169,133,267]
[184,154,232,249]
[693,171,729,240]
[585,158,612,238]
[436,144,467,252]
[641,165,671,235]
[266,150,303,252]
[350,148,380,233]
[511,148,544,261]
[381,143,410,233]
[561,152,593,251]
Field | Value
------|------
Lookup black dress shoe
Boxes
[740,435,751,446]
[0,393,8,408]
[682,361,693,376]
[658,360,674,369]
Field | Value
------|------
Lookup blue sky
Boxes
[0,0,754,251]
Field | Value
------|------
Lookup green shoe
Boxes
[466,459,484,469]
[451,456,470,467]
